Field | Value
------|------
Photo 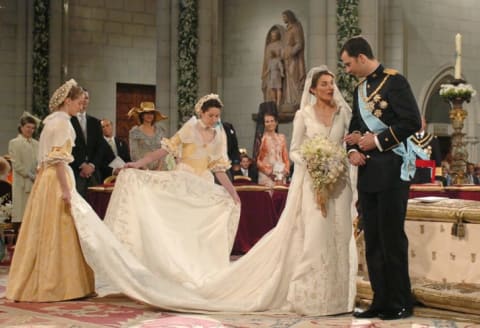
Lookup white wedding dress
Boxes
[70,110,357,316]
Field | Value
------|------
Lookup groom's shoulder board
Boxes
[383,68,398,76]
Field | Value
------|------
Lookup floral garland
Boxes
[336,0,361,106]
[177,0,199,127]
[439,83,477,103]
[300,135,347,217]
[32,0,50,118]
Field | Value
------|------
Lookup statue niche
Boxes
[261,10,306,118]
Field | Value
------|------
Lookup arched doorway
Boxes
[421,70,453,162]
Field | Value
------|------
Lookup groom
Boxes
[341,36,421,320]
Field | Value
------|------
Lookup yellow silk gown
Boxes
[6,111,94,302]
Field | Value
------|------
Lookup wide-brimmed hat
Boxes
[128,102,168,124]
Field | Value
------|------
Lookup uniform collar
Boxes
[366,64,384,82]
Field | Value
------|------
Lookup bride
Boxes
[70,66,357,315]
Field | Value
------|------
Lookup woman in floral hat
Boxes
[128,102,168,170]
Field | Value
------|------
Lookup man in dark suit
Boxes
[100,118,131,180]
[232,154,258,183]
[342,36,421,320]
[410,116,443,184]
[222,121,240,165]
[70,90,113,198]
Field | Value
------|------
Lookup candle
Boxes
[455,33,462,79]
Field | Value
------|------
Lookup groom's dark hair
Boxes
[340,36,374,59]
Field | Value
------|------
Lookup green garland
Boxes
[177,0,198,126]
[32,0,50,118]
[336,0,361,106]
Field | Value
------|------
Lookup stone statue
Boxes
[281,10,306,109]
[262,25,285,105]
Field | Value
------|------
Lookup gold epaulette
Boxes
[355,78,366,88]
[384,68,398,75]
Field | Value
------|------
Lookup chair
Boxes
[233,175,252,182]
[415,159,436,183]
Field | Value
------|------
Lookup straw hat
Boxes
[128,102,168,124]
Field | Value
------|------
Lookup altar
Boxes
[410,184,480,201]
[357,196,480,317]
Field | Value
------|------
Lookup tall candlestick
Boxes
[455,33,462,79]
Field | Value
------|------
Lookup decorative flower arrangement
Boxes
[300,135,347,217]
[177,0,199,126]
[0,196,12,223]
[439,83,477,102]
[336,0,361,107]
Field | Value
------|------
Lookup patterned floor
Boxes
[0,267,478,327]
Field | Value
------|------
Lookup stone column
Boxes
[157,0,177,135]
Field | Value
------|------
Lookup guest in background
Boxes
[232,153,258,183]
[252,101,278,161]
[8,115,39,230]
[465,162,479,185]
[410,116,442,184]
[100,118,131,180]
[70,89,112,198]
[256,113,290,187]
[475,163,480,183]
[128,102,168,170]
[7,79,94,302]
[0,156,12,206]
[222,121,241,167]
[440,160,452,186]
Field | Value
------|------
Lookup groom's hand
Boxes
[358,132,377,151]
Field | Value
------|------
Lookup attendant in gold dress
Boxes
[6,79,94,302]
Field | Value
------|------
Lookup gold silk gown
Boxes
[6,111,94,302]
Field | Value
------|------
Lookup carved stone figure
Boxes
[262,25,285,103]
[281,10,306,109]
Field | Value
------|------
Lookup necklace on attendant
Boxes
[197,121,215,147]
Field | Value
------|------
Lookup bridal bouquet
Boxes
[300,135,347,217]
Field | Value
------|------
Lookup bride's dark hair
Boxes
[309,70,334,95]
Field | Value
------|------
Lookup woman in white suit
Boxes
[8,116,39,230]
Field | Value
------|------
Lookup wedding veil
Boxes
[299,65,352,112]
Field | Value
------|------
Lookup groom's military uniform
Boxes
[347,65,421,314]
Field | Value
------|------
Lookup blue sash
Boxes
[357,82,427,181]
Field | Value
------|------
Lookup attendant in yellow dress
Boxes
[6,79,94,302]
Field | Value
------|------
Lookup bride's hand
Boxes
[232,192,241,205]
[124,162,141,169]
[344,131,362,145]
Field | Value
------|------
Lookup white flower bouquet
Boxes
[300,135,347,217]
[439,83,477,102]
[0,198,12,223]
